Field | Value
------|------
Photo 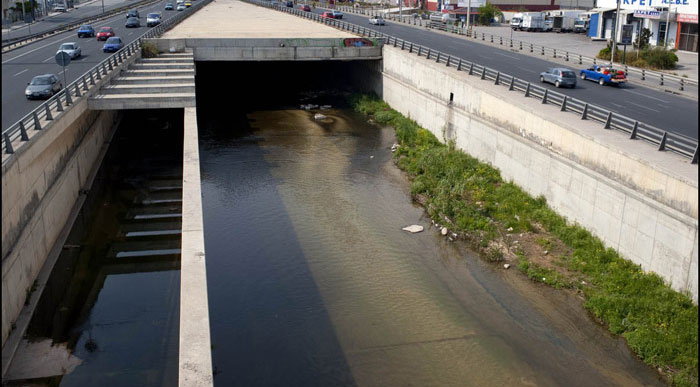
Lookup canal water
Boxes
[197,95,664,386]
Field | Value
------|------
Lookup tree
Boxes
[634,28,652,50]
[477,1,502,25]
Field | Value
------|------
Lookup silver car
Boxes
[369,16,385,25]
[539,67,577,88]
[25,74,62,99]
[56,42,81,59]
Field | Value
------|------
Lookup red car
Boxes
[96,27,115,41]
[299,4,310,11]
[321,11,334,18]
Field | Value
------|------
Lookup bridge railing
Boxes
[325,4,697,92]
[2,0,214,162]
[253,0,697,163]
[2,0,162,53]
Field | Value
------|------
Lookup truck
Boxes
[573,18,588,33]
[510,12,523,30]
[552,15,575,32]
[520,13,545,32]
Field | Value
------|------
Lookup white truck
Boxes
[552,15,575,32]
[510,12,523,30]
[520,13,545,32]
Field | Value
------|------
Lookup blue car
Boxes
[103,37,124,53]
[77,24,95,38]
[579,65,628,86]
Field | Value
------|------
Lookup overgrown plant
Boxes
[141,41,159,58]
[350,93,698,387]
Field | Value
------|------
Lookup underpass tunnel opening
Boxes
[194,59,382,132]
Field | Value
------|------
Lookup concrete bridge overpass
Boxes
[2,0,697,386]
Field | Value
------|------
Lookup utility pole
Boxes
[101,0,105,13]
[610,0,621,65]
[663,2,672,48]
[399,0,401,19]
[466,0,470,35]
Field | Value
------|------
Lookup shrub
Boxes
[640,47,678,69]
[141,41,159,58]
[627,58,648,68]
[477,1,502,25]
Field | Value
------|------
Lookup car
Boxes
[25,74,62,99]
[146,12,161,26]
[321,11,334,18]
[165,3,174,10]
[369,16,385,25]
[298,4,310,11]
[285,0,293,6]
[56,42,81,59]
[539,67,577,88]
[103,37,124,52]
[96,26,115,40]
[53,4,66,12]
[126,9,139,19]
[331,10,343,19]
[176,3,186,10]
[77,24,95,38]
[125,16,140,27]
[579,65,627,86]
[185,1,191,6]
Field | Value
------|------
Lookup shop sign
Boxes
[633,9,661,18]
[677,13,698,22]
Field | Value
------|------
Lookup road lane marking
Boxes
[520,68,536,73]
[621,88,669,104]
[42,56,54,62]
[494,51,518,59]
[627,100,660,112]
[13,69,29,76]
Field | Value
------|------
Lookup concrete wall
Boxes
[379,45,699,301]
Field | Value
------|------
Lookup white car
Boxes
[369,16,385,25]
[56,42,81,59]
[176,3,186,10]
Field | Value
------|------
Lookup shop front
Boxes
[676,13,698,51]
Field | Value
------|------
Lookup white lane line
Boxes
[520,68,536,73]
[627,100,660,113]
[13,69,29,76]
[611,102,625,109]
[621,88,670,104]
[42,56,54,62]
[494,51,518,59]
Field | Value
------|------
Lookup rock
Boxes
[581,281,587,285]
[402,225,424,233]
[391,143,399,152]
[542,277,546,282]
[370,155,374,159]
[451,233,457,238]
[441,227,448,236]
[448,237,453,242]
[519,233,523,237]
[514,214,520,221]
[543,250,549,255]
[507,227,513,232]
[503,263,511,269]
[314,113,327,120]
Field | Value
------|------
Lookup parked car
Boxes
[103,37,124,52]
[579,65,627,86]
[54,4,66,12]
[176,3,186,10]
[321,11,334,18]
[126,9,139,18]
[539,67,577,88]
[165,3,174,10]
[96,26,115,40]
[331,10,343,19]
[56,42,81,59]
[125,16,140,27]
[185,1,192,6]
[285,0,293,6]
[25,74,62,99]
[369,16,385,25]
[77,24,95,38]
[146,12,161,26]
[299,4,310,11]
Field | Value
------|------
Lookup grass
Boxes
[350,93,698,386]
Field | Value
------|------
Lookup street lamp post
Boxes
[663,2,672,48]
[610,0,621,65]
[101,0,105,13]
[465,0,470,35]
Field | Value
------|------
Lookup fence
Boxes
[2,0,213,162]
[253,0,698,163]
[327,4,697,92]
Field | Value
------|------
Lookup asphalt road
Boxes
[1,0,189,129]
[2,0,153,41]
[309,6,698,140]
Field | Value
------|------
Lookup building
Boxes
[426,0,593,12]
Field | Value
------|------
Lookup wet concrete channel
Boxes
[3,60,667,386]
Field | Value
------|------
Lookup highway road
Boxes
[307,6,698,140]
[2,0,155,41]
[1,0,188,129]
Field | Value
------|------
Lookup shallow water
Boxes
[199,106,664,387]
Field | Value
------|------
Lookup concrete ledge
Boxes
[101,84,196,94]
[88,94,196,110]
[179,107,213,387]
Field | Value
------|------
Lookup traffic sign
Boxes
[55,51,71,66]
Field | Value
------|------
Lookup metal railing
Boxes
[326,4,697,92]
[2,0,162,52]
[2,0,212,161]
[253,0,698,163]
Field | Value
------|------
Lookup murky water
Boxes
[198,102,665,386]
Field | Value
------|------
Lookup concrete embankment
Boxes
[377,45,698,301]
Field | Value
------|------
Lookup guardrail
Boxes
[2,0,161,53]
[326,4,697,92]
[254,0,698,163]
[2,0,212,162]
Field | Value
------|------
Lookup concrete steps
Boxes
[89,51,196,110]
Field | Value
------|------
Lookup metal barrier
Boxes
[2,0,213,161]
[324,4,697,92]
[2,0,162,52]
[253,0,698,163]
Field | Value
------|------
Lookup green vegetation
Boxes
[477,1,502,25]
[141,41,159,58]
[350,93,698,386]
[597,41,679,70]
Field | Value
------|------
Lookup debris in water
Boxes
[370,155,374,159]
[441,227,448,236]
[314,113,327,120]
[402,225,424,233]
[320,105,332,109]
[543,250,549,255]
[391,143,399,152]
[503,264,511,269]
[507,227,514,232]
